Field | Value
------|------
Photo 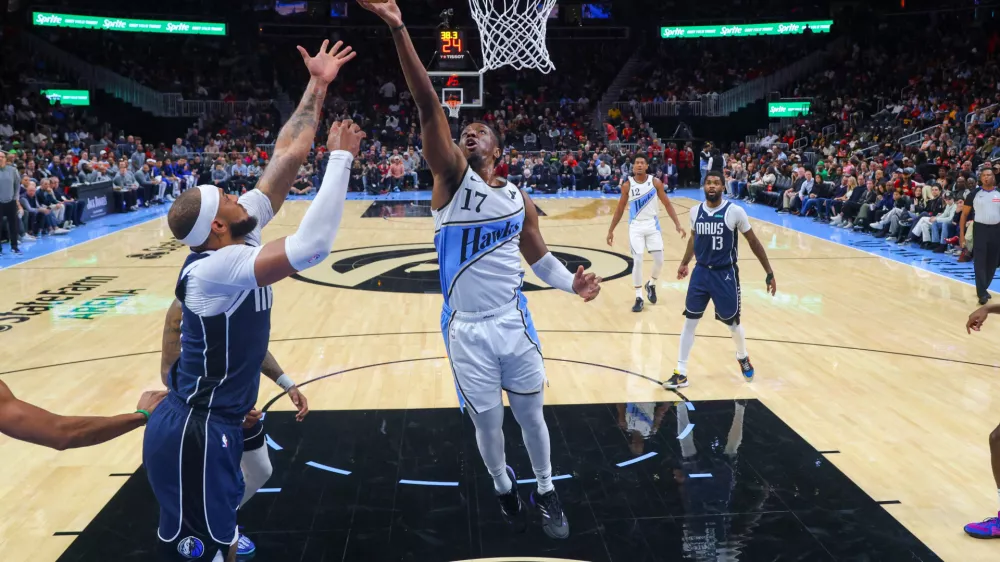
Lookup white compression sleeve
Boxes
[284,150,353,271]
[531,252,575,294]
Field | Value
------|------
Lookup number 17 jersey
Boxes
[691,201,751,267]
[433,166,526,313]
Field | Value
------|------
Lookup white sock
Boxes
[676,317,700,375]
[239,445,273,508]
[996,489,1000,510]
[729,323,748,360]
[509,391,554,495]
[469,405,512,494]
[635,286,643,299]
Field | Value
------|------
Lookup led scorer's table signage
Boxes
[32,12,226,36]
[661,20,832,39]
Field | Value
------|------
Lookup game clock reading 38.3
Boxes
[439,30,465,60]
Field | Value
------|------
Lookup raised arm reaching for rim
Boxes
[358,0,467,209]
[255,40,356,214]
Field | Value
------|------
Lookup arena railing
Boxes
[610,101,705,117]
[967,103,999,125]
[898,124,942,147]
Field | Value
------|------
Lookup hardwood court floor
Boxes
[0,196,996,561]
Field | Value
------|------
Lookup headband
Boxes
[180,185,220,247]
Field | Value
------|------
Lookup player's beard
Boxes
[466,151,490,171]
[230,215,259,239]
[704,188,722,203]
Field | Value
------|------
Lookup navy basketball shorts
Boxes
[144,394,245,560]
[684,264,741,324]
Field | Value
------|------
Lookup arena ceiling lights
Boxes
[32,12,226,36]
[660,20,832,39]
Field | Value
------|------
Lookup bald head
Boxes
[167,188,203,241]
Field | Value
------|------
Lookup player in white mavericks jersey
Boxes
[607,154,685,312]
[361,0,601,540]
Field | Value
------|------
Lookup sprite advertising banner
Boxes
[32,12,226,36]
[661,20,832,40]
[768,101,811,117]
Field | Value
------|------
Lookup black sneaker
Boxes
[645,281,657,304]
[530,488,569,539]
[12,249,22,256]
[738,356,754,382]
[663,370,689,389]
[632,297,644,312]
[497,466,527,533]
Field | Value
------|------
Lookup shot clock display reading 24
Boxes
[439,30,466,60]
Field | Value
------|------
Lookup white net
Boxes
[469,0,557,74]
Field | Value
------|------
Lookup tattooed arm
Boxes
[256,40,356,214]
[160,299,183,387]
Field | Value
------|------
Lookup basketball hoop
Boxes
[469,0,557,74]
[445,99,462,119]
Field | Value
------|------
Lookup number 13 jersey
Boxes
[691,201,751,268]
[433,166,526,312]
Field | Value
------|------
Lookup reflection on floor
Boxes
[361,199,547,218]
[58,401,939,561]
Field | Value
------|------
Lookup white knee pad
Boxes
[240,446,273,507]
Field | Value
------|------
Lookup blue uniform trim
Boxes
[440,307,472,413]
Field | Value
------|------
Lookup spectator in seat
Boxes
[22,181,66,235]
[229,159,250,194]
[799,172,826,217]
[930,191,958,253]
[48,177,84,227]
[523,131,538,150]
[364,161,381,194]
[678,144,695,186]
[289,172,314,196]
[662,157,678,192]
[402,152,419,188]
[386,156,405,192]
[597,158,613,192]
[246,158,264,190]
[349,159,364,192]
[210,161,229,193]
[559,159,576,191]
[162,158,182,201]
[38,178,66,228]
[113,161,139,211]
[134,163,162,206]
[172,138,189,158]
[907,185,945,247]
[779,168,808,214]
[508,156,524,187]
[494,155,509,181]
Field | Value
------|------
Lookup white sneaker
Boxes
[53,228,70,235]
[22,234,36,241]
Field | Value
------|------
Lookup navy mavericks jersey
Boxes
[169,252,272,418]
[691,201,749,267]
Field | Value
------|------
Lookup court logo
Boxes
[292,243,632,294]
[176,536,205,559]
[127,238,185,260]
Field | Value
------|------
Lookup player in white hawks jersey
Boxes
[361,0,601,541]
[607,154,685,312]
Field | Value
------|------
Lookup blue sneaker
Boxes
[738,356,754,382]
[236,531,256,558]
[965,513,1000,538]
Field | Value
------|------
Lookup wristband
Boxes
[391,22,405,33]
[765,272,774,285]
[530,252,576,294]
[275,374,296,391]
[135,409,151,422]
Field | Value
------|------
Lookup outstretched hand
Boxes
[357,0,403,28]
[573,265,601,302]
[296,40,356,85]
[968,305,991,333]
[327,120,367,157]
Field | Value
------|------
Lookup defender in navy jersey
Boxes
[364,0,601,541]
[158,299,310,558]
[664,170,776,390]
[144,42,360,562]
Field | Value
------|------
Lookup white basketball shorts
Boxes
[629,221,663,255]
[441,294,546,414]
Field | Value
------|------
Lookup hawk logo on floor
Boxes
[177,536,205,559]
[292,243,633,294]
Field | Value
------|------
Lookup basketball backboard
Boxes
[428,71,484,117]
